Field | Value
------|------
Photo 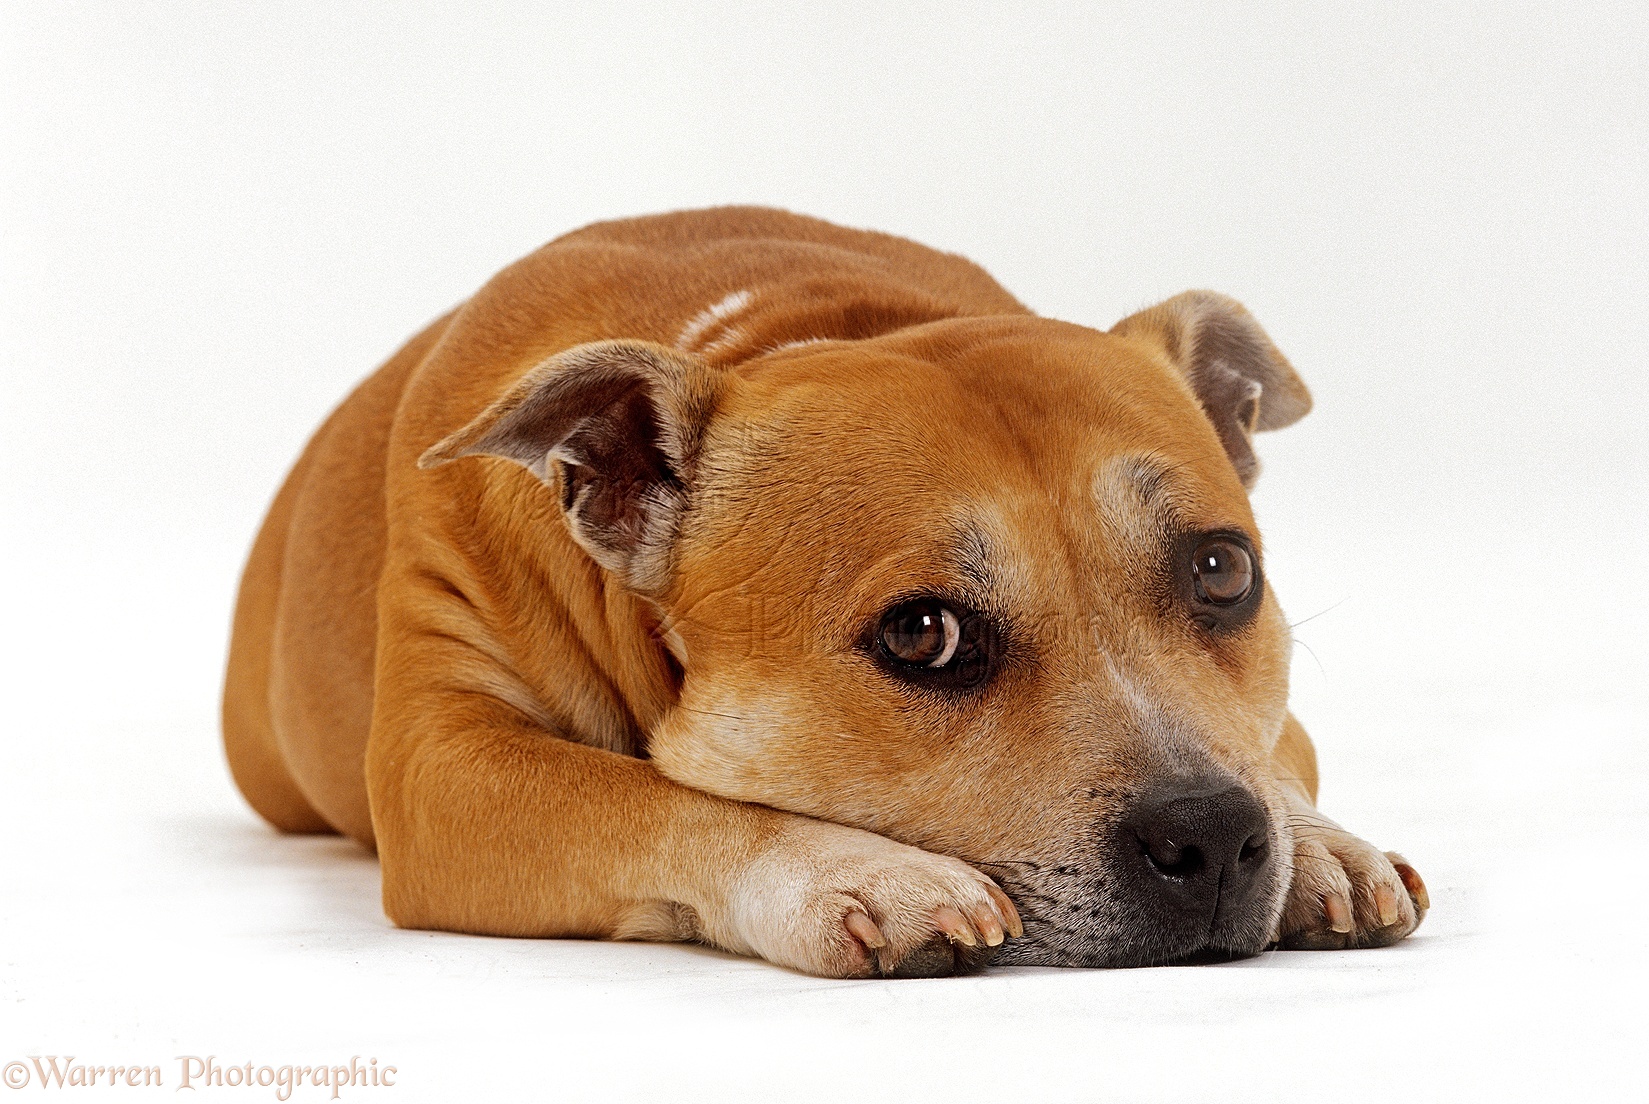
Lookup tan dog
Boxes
[223,207,1426,976]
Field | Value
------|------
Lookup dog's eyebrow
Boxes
[956,525,993,590]
[1094,455,1192,544]
[1118,456,1176,510]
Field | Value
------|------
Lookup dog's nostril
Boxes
[1141,837,1206,878]
[1137,833,1176,867]
[1124,782,1271,901]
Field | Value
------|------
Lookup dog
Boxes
[222,206,1426,976]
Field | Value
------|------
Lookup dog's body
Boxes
[224,207,1425,975]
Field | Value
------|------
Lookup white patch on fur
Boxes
[720,817,1009,975]
[676,289,753,351]
[766,336,827,353]
[1101,653,1220,774]
[1093,454,1179,545]
[1102,655,1172,742]
[701,325,747,353]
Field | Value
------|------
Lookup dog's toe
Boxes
[729,820,1022,978]
[1276,816,1426,951]
[1387,851,1431,912]
[879,930,1000,978]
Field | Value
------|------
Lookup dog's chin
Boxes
[994,924,1274,968]
[991,888,1285,969]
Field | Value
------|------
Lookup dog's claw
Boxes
[933,905,977,946]
[844,910,887,950]
[1375,885,1400,926]
[1325,892,1354,933]
[968,903,1005,947]
[1387,853,1430,911]
[1278,815,1424,951]
[985,883,1024,940]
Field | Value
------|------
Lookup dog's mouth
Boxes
[985,885,1282,969]
[975,792,1290,968]
[987,899,1279,969]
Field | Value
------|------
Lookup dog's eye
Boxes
[869,600,1004,691]
[1191,538,1255,605]
[879,601,962,667]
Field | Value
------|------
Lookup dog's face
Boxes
[426,291,1313,967]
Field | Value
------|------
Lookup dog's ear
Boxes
[419,340,718,593]
[1111,291,1311,487]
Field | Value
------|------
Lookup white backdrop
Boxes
[3,3,1645,1100]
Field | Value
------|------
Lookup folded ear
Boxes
[1111,290,1312,487]
[419,340,719,593]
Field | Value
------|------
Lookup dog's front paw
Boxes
[1277,808,1429,950]
[726,819,1022,979]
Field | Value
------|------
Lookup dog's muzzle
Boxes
[991,773,1284,968]
[1115,779,1274,938]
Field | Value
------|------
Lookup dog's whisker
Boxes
[999,890,1063,907]
[963,857,1044,871]
[1289,597,1350,630]
[1290,635,1329,678]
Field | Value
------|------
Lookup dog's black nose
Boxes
[1122,782,1272,921]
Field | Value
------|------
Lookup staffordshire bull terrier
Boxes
[223,206,1427,976]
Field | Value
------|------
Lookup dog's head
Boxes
[424,291,1313,966]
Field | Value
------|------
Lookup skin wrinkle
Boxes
[431,471,653,756]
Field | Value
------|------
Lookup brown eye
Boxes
[879,601,962,667]
[1191,539,1255,605]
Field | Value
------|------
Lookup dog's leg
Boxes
[223,443,334,836]
[367,676,1020,979]
[1269,714,1429,949]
